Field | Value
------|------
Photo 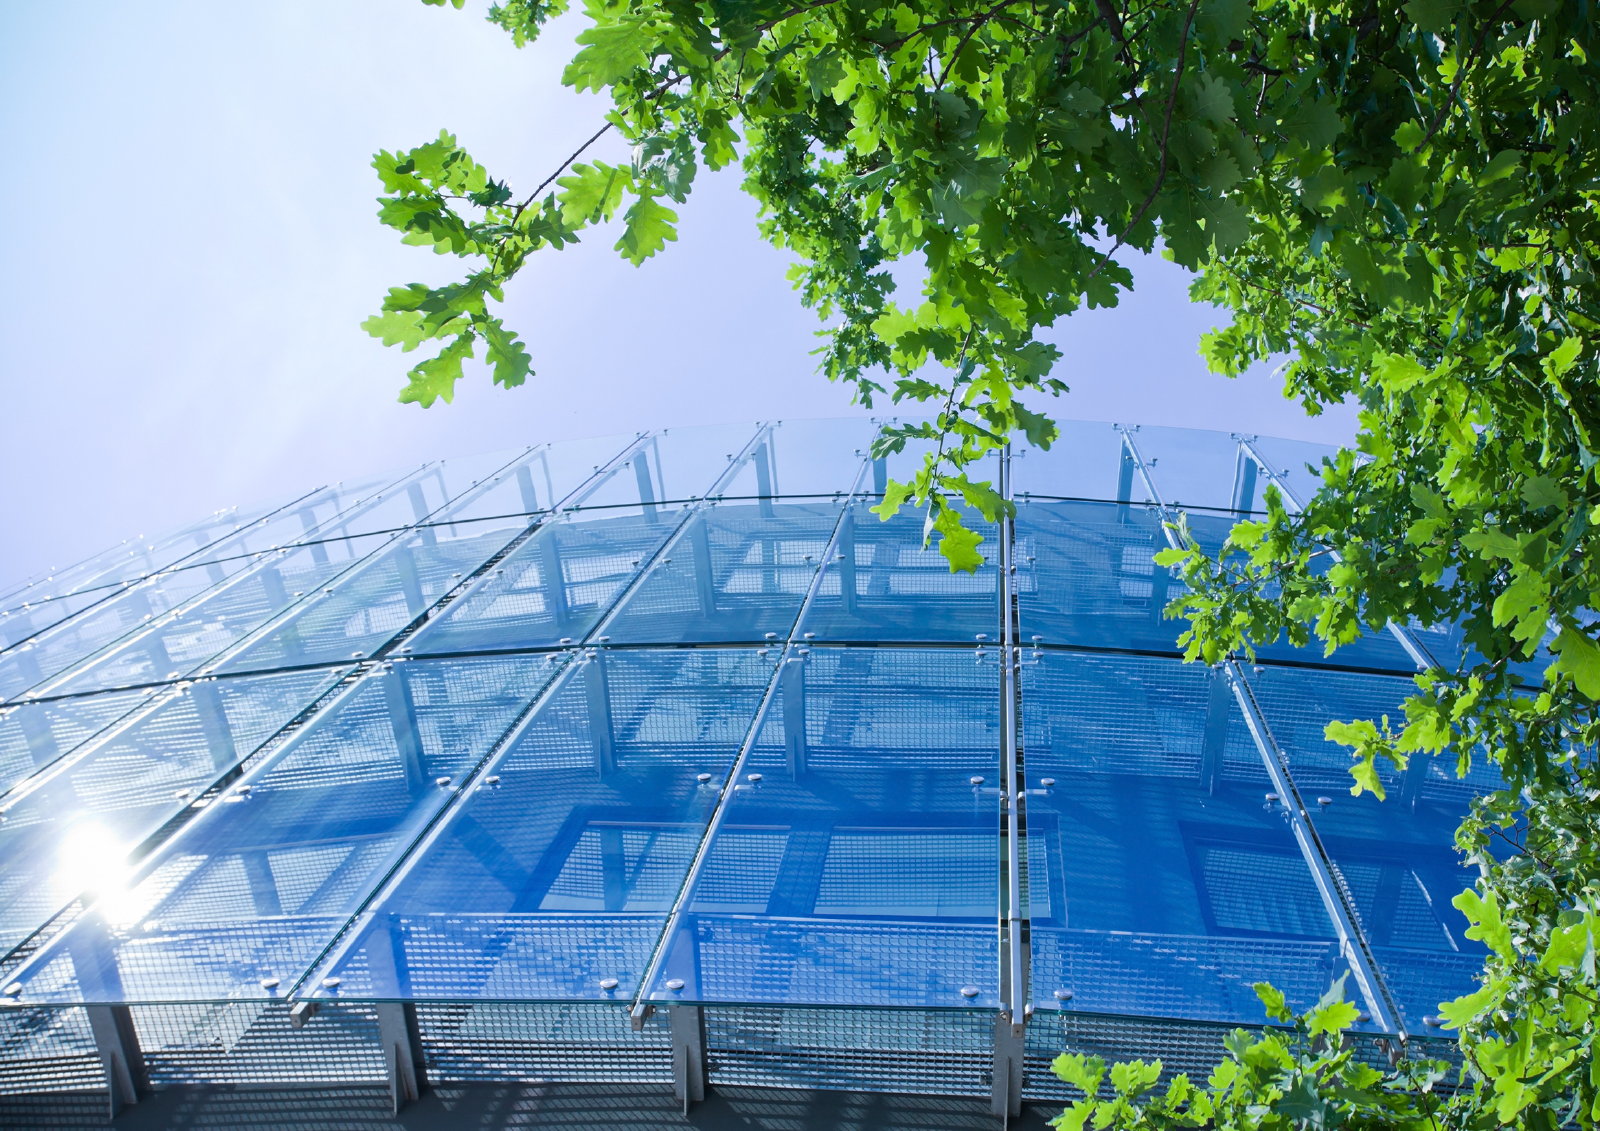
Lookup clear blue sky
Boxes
[0,1,1359,587]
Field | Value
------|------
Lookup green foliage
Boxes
[1050,979,1450,1131]
[369,2,1600,1118]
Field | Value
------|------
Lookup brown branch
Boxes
[514,121,616,214]
[1084,0,1202,284]
[1419,0,1518,146]
[935,12,994,90]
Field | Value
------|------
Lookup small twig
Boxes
[1084,0,1202,284]
[1419,0,1518,146]
[514,121,616,214]
[936,11,994,87]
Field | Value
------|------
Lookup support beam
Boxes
[86,1004,147,1120]
[407,484,437,546]
[375,1001,427,1115]
[1231,446,1259,514]
[1199,666,1230,794]
[837,507,858,616]
[17,703,59,768]
[1400,752,1433,813]
[998,445,1028,1043]
[690,517,718,616]
[384,668,428,793]
[257,567,306,660]
[1116,448,1136,524]
[990,1010,1024,1121]
[516,465,541,515]
[298,507,330,567]
[754,441,775,519]
[782,657,807,779]
[1227,661,1403,1035]
[540,536,571,629]
[601,827,628,911]
[669,1003,708,1114]
[393,548,427,620]
[586,654,616,777]
[191,679,238,772]
[635,455,660,524]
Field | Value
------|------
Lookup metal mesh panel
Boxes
[0,690,150,796]
[132,1002,385,1085]
[1024,1012,1236,1100]
[706,1006,993,1095]
[0,1006,104,1095]
[1030,931,1343,1025]
[417,1001,672,1082]
[1023,1014,1460,1102]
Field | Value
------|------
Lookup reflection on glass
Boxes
[641,648,1000,1010]
[307,649,775,1002]
[0,668,343,955]
[1247,666,1496,1030]
[0,689,154,795]
[801,501,999,643]
[1024,652,1362,1024]
[8,656,554,1003]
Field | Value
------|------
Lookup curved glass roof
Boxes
[0,419,1486,1093]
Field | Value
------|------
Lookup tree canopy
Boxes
[367,0,1600,1123]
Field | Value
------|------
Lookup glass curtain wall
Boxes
[0,419,1486,1097]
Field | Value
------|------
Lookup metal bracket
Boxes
[376,1001,427,1114]
[669,1004,708,1114]
[288,1000,319,1029]
[86,1003,147,1120]
[990,1009,1025,1121]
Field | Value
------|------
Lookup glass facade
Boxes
[0,420,1481,1107]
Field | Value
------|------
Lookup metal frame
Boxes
[994,444,1027,1122]
[1226,660,1404,1035]
[0,419,1472,1120]
[628,453,876,1110]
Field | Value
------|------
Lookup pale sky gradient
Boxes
[0,2,1359,587]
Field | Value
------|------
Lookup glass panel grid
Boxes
[0,421,1484,1086]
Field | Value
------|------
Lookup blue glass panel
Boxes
[40,532,397,695]
[1023,652,1352,1024]
[305,649,775,1002]
[208,451,589,678]
[1016,499,1183,653]
[440,434,633,524]
[1244,436,1341,513]
[405,511,674,656]
[573,425,761,512]
[1246,666,1496,1031]
[1013,420,1130,502]
[799,501,1000,643]
[711,419,873,500]
[641,647,1000,1011]
[5,655,553,1004]
[0,472,427,703]
[0,494,304,615]
[0,668,343,956]
[1129,426,1249,515]
[600,501,845,645]
[0,689,154,795]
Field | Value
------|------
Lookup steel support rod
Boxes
[1226,659,1405,1035]
[994,443,1027,1121]
[629,454,873,1039]
[1235,437,1438,671]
